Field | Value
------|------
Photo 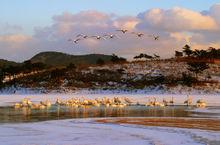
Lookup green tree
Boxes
[32,62,46,72]
[175,51,183,58]
[153,54,160,59]
[183,44,193,57]
[66,63,76,70]
[96,58,105,65]
[181,73,195,87]
[134,53,154,60]
[192,49,207,58]
[187,62,209,78]
[134,53,144,59]
[0,69,3,88]
[111,54,126,63]
[143,54,153,60]
[4,65,17,81]
[23,60,33,73]
[208,47,220,59]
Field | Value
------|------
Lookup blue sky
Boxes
[1,0,220,34]
[1,0,220,61]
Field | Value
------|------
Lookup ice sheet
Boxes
[0,118,220,145]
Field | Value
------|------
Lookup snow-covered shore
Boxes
[0,118,219,145]
[1,86,220,95]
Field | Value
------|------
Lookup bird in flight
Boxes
[76,34,88,39]
[68,38,81,44]
[153,35,159,40]
[73,38,81,44]
[131,32,144,37]
[116,29,128,34]
[103,34,119,39]
[149,35,160,40]
[91,35,105,40]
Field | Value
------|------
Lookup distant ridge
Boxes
[0,59,20,67]
[30,51,113,66]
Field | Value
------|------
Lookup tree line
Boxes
[0,60,46,87]
[175,45,220,80]
[175,45,220,59]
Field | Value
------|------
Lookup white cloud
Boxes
[209,4,220,26]
[0,5,220,62]
[137,7,218,32]
[0,34,31,43]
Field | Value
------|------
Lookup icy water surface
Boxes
[0,105,220,123]
[0,94,220,145]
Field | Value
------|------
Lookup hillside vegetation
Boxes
[30,51,113,67]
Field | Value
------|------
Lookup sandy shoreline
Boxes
[96,117,220,131]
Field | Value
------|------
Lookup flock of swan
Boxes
[14,96,206,110]
[68,29,160,44]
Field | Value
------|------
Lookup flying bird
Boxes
[91,35,105,40]
[69,38,81,44]
[103,34,119,39]
[76,34,88,39]
[153,36,159,40]
[148,35,159,40]
[116,29,128,34]
[131,32,144,37]
[152,35,160,40]
[74,38,81,44]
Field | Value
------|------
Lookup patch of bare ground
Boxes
[96,117,220,131]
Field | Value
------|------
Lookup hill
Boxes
[0,59,20,68]
[30,51,114,66]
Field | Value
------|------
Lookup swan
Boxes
[91,35,104,40]
[153,97,164,107]
[21,98,32,107]
[163,98,168,106]
[68,38,81,44]
[131,32,144,37]
[153,35,159,40]
[148,35,159,40]
[116,29,128,34]
[147,97,164,107]
[169,97,174,106]
[184,96,192,106]
[146,97,155,106]
[114,97,122,104]
[55,98,62,105]
[76,34,88,39]
[73,38,81,43]
[14,103,22,108]
[196,99,206,108]
[124,97,133,104]
[103,34,119,39]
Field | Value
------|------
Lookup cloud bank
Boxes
[0,4,220,62]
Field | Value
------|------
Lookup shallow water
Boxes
[0,105,220,123]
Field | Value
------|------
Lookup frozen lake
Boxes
[0,94,219,145]
[0,94,219,123]
[0,118,220,145]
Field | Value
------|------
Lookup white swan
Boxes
[116,29,128,34]
[184,96,192,106]
[196,99,206,108]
